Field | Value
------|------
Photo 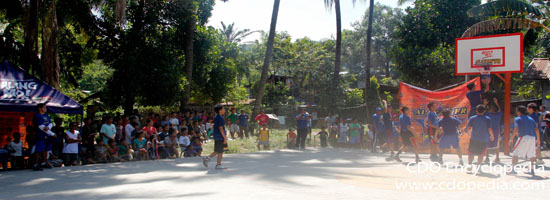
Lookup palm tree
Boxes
[324,0,343,112]
[251,0,281,122]
[397,0,413,6]
[364,0,375,119]
[220,22,257,43]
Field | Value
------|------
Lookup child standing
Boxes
[8,132,24,169]
[318,127,328,148]
[465,104,494,168]
[437,109,463,165]
[508,105,541,176]
[257,124,270,151]
[203,105,228,169]
[349,119,361,148]
[287,129,297,149]
[394,106,421,163]
[62,122,81,166]
[337,118,349,147]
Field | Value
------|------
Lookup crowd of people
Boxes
[1,79,549,175]
[0,104,254,171]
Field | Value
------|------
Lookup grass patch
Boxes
[201,129,323,155]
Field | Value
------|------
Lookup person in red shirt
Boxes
[142,119,157,137]
[255,110,269,126]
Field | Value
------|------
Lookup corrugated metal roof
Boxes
[524,58,550,80]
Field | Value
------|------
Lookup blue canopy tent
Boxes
[0,61,83,114]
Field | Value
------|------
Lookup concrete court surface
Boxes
[1,148,549,200]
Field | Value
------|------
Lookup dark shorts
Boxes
[400,130,416,147]
[64,153,78,164]
[214,140,225,153]
[469,140,488,155]
[35,140,46,153]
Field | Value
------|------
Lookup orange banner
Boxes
[398,77,481,152]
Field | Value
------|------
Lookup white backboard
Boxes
[455,33,523,75]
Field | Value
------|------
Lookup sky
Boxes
[207,0,412,43]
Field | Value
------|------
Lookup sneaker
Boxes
[438,158,444,165]
[415,158,422,163]
[493,158,500,164]
[32,165,43,171]
[459,160,464,166]
[202,157,210,168]
[41,163,53,169]
[536,159,545,165]
[526,169,536,176]
[385,156,394,162]
[506,170,517,176]
[215,164,226,170]
[393,156,402,162]
[483,158,490,164]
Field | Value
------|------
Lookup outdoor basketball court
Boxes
[1,149,548,200]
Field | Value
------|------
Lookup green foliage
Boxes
[393,0,480,90]
[367,76,382,117]
[264,82,290,108]
[345,88,364,107]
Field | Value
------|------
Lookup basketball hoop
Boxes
[473,63,492,84]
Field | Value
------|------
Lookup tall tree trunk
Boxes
[364,0,375,119]
[331,0,342,113]
[22,0,40,73]
[182,2,197,111]
[41,0,60,88]
[251,0,280,120]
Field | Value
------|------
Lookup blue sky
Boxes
[207,0,412,42]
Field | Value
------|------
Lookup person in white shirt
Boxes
[169,112,180,130]
[178,130,191,150]
[8,132,24,169]
[63,122,81,166]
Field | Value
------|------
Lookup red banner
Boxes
[398,77,481,152]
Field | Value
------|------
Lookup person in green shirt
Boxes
[227,108,239,140]
[349,118,362,148]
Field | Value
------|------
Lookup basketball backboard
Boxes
[455,33,523,75]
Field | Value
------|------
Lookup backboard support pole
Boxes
[503,73,511,155]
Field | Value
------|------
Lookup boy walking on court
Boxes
[203,106,228,169]
[465,105,494,168]
[485,98,502,163]
[257,124,270,150]
[437,109,463,165]
[508,106,541,176]
[394,106,421,163]
[425,102,440,162]
[527,103,545,165]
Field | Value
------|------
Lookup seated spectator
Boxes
[130,122,140,142]
[148,134,160,160]
[133,131,149,160]
[95,139,108,163]
[118,140,133,161]
[62,122,81,166]
[8,132,24,170]
[108,139,121,162]
[287,129,297,149]
[79,139,96,165]
[191,137,203,157]
[178,130,191,151]
[163,129,179,159]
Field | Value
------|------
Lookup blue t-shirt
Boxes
[515,115,537,137]
[486,112,502,134]
[467,115,492,142]
[529,113,540,126]
[372,113,384,132]
[213,115,226,141]
[33,113,51,141]
[238,114,249,127]
[438,117,461,136]
[427,111,438,127]
[466,90,483,109]
[296,113,309,129]
[399,114,411,132]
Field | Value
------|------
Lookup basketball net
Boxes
[474,64,492,85]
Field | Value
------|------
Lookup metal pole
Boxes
[503,73,511,155]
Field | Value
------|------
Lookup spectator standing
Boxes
[124,116,137,145]
[296,109,311,150]
[63,122,80,166]
[238,110,250,139]
[142,119,157,137]
[100,116,117,145]
[50,117,65,158]
[33,103,57,170]
[227,108,239,140]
